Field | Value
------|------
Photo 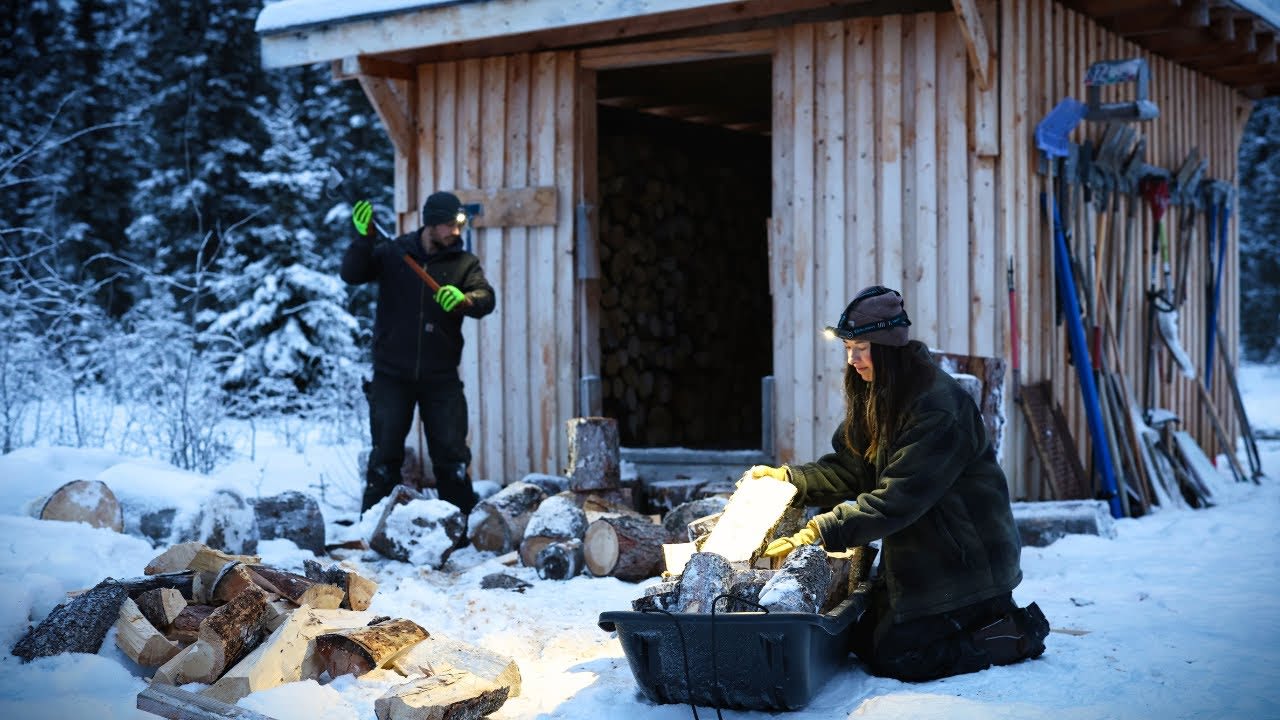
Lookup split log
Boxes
[205,606,375,703]
[156,586,272,684]
[674,552,735,613]
[661,542,697,576]
[315,618,429,678]
[390,632,522,697]
[699,476,797,566]
[467,482,546,554]
[565,417,621,492]
[661,497,728,543]
[303,559,378,611]
[725,569,775,612]
[820,546,877,613]
[107,572,194,601]
[686,512,722,544]
[167,604,215,644]
[114,597,181,667]
[247,566,344,610]
[583,514,666,582]
[631,580,679,612]
[210,563,263,605]
[138,683,277,720]
[374,671,509,720]
[535,538,585,581]
[135,588,187,631]
[144,542,260,576]
[759,544,831,614]
[39,479,123,532]
[12,578,128,662]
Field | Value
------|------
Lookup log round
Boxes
[565,417,621,492]
[535,538,585,581]
[583,514,665,582]
[468,482,546,554]
[39,479,124,532]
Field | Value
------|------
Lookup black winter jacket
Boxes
[787,343,1023,623]
[340,230,495,380]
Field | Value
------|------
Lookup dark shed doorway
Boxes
[595,56,773,452]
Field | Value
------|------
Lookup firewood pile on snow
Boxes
[8,415,880,718]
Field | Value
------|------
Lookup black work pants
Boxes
[364,370,476,515]
[850,579,1020,682]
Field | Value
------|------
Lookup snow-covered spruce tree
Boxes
[1238,96,1280,362]
[205,102,363,417]
[125,0,273,298]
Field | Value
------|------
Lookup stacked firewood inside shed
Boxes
[633,475,878,616]
[10,541,521,720]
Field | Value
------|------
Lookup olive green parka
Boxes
[787,343,1023,623]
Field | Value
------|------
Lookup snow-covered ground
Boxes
[1,363,1278,720]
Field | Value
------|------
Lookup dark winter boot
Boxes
[970,602,1049,666]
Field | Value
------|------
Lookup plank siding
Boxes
[367,0,1247,499]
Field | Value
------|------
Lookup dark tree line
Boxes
[1238,96,1280,363]
[1,0,392,459]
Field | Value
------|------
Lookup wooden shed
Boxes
[256,0,1279,508]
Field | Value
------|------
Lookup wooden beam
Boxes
[452,187,558,228]
[333,55,415,80]
[358,75,414,157]
[579,29,774,70]
[951,0,992,91]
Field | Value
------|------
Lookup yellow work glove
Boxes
[749,464,788,482]
[764,519,821,561]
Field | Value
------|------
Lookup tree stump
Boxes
[11,578,128,662]
[39,479,123,532]
[583,514,666,582]
[467,482,546,554]
[565,417,620,492]
[535,538,585,581]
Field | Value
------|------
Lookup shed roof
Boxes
[256,0,1280,98]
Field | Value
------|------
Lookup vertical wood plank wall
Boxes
[773,2,1246,499]
[772,11,1001,468]
[1000,0,1248,499]
[407,51,579,482]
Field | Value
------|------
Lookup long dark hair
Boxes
[842,339,936,461]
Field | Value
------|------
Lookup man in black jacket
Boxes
[341,191,496,514]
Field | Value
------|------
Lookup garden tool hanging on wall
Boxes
[1138,174,1195,421]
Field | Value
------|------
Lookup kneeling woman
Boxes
[754,285,1049,682]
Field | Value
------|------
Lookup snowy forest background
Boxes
[2,0,1279,476]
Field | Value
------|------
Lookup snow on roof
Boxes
[1232,0,1280,31]
[255,0,465,35]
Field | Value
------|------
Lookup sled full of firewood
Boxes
[598,584,870,711]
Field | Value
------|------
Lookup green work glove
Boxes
[352,199,373,236]
[435,285,466,312]
[764,519,821,561]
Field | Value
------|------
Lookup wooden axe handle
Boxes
[400,254,473,308]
